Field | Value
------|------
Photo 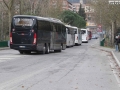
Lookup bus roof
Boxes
[65,25,78,29]
[81,28,87,31]
[13,15,63,24]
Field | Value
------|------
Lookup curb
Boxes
[111,51,120,67]
[0,47,10,50]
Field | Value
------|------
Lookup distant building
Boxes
[49,0,73,11]
[85,4,97,33]
[62,0,73,11]
[69,0,80,12]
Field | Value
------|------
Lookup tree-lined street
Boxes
[0,39,119,90]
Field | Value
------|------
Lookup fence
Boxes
[0,41,9,47]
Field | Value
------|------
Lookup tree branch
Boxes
[3,0,9,9]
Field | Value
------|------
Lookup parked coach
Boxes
[10,15,66,54]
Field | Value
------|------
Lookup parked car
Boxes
[92,34,98,39]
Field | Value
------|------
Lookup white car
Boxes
[92,34,98,39]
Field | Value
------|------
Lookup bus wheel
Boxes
[45,44,50,54]
[58,45,62,52]
[42,46,46,54]
[19,50,24,54]
[60,45,63,51]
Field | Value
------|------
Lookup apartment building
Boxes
[50,0,73,11]
[62,0,73,11]
[85,4,97,32]
[68,0,80,12]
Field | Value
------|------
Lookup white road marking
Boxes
[0,55,27,63]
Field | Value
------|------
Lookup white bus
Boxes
[81,29,89,43]
[73,26,82,45]
[65,25,75,47]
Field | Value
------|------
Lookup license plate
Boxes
[19,46,25,48]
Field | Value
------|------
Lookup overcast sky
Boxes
[67,0,80,3]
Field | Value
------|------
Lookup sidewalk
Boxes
[0,47,10,50]
[112,51,120,67]
[90,38,120,67]
[92,43,120,68]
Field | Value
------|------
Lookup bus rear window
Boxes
[14,18,34,26]
[81,30,86,34]
[74,29,77,34]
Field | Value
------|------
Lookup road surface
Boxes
[0,39,119,90]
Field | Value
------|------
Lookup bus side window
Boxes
[51,23,56,32]
[54,23,58,32]
[68,29,70,34]
[57,24,61,32]
[61,25,66,38]
[74,29,77,34]
[38,20,51,31]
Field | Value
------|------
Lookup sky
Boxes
[67,0,88,4]
[67,0,80,3]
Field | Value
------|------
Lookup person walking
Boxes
[114,35,119,52]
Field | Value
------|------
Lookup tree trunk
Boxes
[111,21,115,47]
[1,12,3,41]
[8,10,11,37]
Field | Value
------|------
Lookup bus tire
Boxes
[58,45,62,52]
[45,44,50,54]
[42,45,46,54]
[75,43,78,46]
[55,45,62,52]
[19,50,24,54]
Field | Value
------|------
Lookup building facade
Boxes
[62,0,73,11]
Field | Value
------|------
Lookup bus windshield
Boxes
[14,18,34,27]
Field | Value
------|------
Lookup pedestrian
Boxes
[114,35,119,52]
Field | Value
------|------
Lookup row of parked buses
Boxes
[65,25,82,47]
[10,15,89,54]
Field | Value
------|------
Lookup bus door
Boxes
[11,18,35,45]
[50,23,55,50]
[66,28,70,46]
[78,29,82,44]
[71,29,75,46]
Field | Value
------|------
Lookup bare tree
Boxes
[91,0,120,46]
[2,0,14,37]
[0,0,63,41]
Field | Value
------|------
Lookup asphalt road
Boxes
[0,39,119,90]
